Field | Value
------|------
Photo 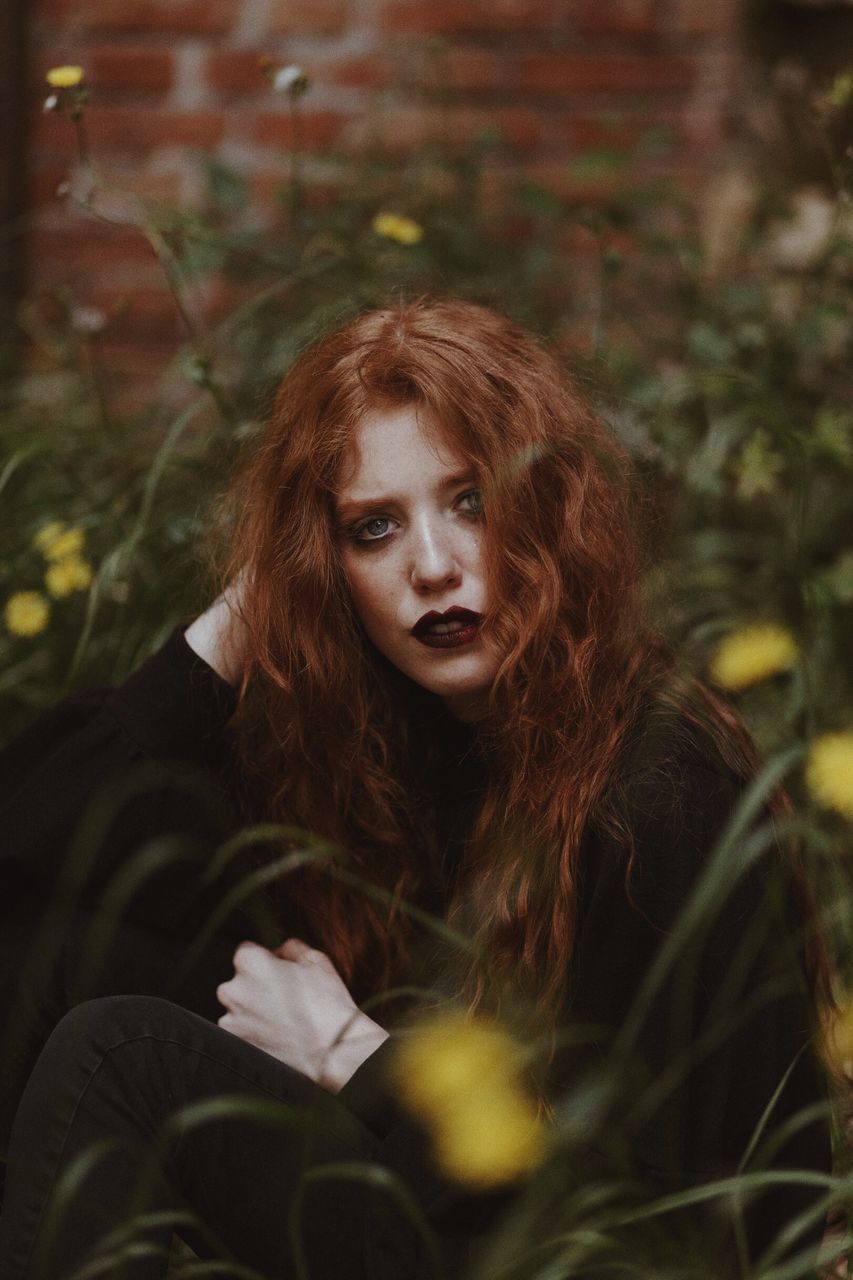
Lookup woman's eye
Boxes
[460,488,484,516]
[352,516,394,543]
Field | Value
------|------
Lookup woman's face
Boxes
[334,404,500,721]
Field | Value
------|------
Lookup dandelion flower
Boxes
[5,591,50,637]
[271,64,308,95]
[46,66,84,89]
[430,1087,543,1188]
[45,556,93,599]
[389,1011,544,1187]
[372,212,424,246]
[34,522,85,562]
[805,732,853,820]
[708,623,798,691]
[820,998,853,1075]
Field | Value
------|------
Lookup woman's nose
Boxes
[409,519,461,590]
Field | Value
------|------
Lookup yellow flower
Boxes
[5,591,50,637]
[372,212,424,245]
[34,522,85,561]
[708,623,798,691]
[820,998,853,1076]
[46,65,84,89]
[389,1011,544,1188]
[805,732,853,820]
[45,556,94,599]
[430,1087,543,1188]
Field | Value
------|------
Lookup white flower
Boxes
[272,64,307,95]
[70,306,107,335]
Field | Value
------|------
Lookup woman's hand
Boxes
[215,938,389,1093]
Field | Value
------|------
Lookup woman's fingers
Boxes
[232,940,269,971]
[275,937,314,962]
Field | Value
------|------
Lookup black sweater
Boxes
[0,627,832,1278]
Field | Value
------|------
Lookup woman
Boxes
[0,298,832,1279]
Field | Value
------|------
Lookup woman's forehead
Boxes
[334,404,466,493]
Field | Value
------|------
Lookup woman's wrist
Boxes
[321,1014,390,1094]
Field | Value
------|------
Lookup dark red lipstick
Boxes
[412,606,482,649]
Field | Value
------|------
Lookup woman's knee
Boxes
[45,993,184,1054]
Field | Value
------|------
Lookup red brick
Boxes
[426,48,504,94]
[380,0,558,36]
[88,285,187,339]
[205,51,393,97]
[250,110,350,150]
[574,0,658,38]
[26,222,157,276]
[326,55,394,90]
[30,105,224,162]
[556,112,679,151]
[205,51,272,96]
[26,164,72,207]
[26,161,184,209]
[79,339,178,380]
[86,46,174,94]
[268,0,349,36]
[85,107,225,155]
[344,105,541,154]
[35,0,233,35]
[29,106,75,159]
[680,108,726,149]
[667,0,738,38]
[519,52,696,94]
[523,158,638,201]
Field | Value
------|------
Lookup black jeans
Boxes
[0,994,386,1279]
[0,890,244,1175]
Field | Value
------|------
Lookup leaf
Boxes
[822,548,853,603]
[685,413,744,495]
[733,427,784,500]
[687,322,737,364]
[568,149,628,181]
[205,159,249,214]
[813,408,853,465]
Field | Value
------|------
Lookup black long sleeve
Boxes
[0,627,276,941]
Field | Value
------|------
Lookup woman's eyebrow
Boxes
[335,471,477,515]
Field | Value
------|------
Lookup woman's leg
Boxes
[0,995,381,1280]
[0,895,242,1184]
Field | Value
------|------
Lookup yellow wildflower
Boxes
[46,65,84,89]
[372,212,424,245]
[708,623,798,691]
[389,1011,544,1188]
[820,998,853,1076]
[429,1087,543,1188]
[805,732,853,820]
[34,522,85,561]
[5,591,50,637]
[45,556,94,599]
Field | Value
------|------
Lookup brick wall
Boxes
[25,0,741,383]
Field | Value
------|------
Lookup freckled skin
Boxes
[335,405,500,722]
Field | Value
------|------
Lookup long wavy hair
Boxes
[213,296,827,1046]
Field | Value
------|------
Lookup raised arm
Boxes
[184,573,249,687]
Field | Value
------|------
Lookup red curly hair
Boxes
[214,296,826,1039]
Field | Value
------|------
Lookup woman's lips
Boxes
[412,606,482,648]
[415,623,480,649]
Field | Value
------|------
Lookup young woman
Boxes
[0,298,832,1279]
